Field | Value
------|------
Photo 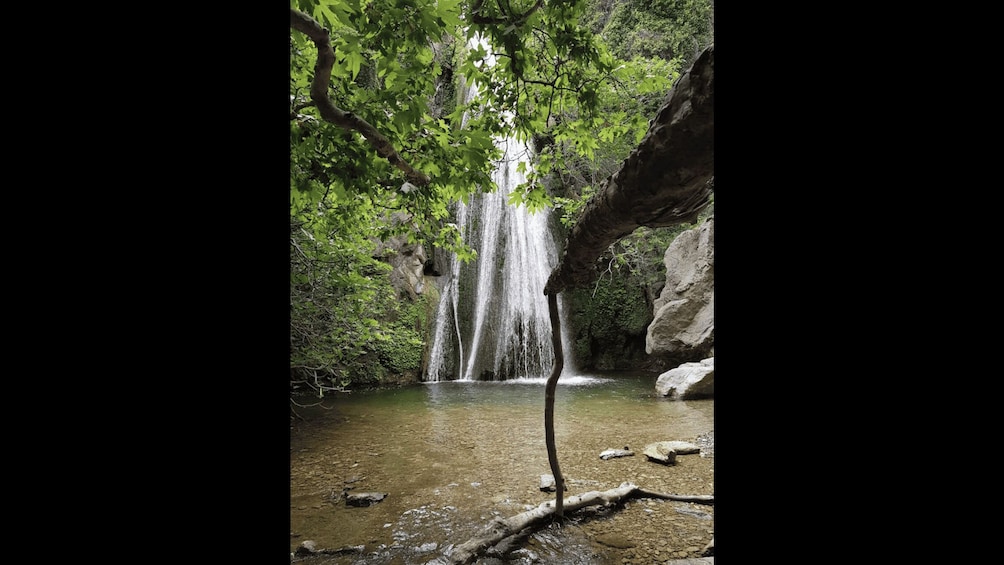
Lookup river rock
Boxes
[659,441,700,454]
[599,448,635,460]
[643,442,678,464]
[655,358,714,400]
[345,492,388,506]
[295,540,319,556]
[540,474,556,492]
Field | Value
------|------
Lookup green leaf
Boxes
[345,50,363,81]
[416,48,434,66]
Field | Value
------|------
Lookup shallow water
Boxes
[290,372,714,564]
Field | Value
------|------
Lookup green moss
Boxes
[566,265,653,369]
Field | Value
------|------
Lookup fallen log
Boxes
[445,482,713,564]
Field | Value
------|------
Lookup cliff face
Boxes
[645,215,714,362]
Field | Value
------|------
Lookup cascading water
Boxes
[424,136,570,382]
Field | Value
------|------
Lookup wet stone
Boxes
[539,474,556,492]
[345,492,388,506]
[599,448,635,460]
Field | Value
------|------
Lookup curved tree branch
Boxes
[290,8,431,187]
[544,44,714,295]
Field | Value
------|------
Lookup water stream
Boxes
[424,135,568,382]
[290,373,714,564]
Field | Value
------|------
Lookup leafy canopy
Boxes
[289,0,631,386]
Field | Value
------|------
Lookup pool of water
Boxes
[290,371,714,564]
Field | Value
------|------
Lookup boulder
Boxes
[656,358,714,400]
[643,442,678,464]
[646,217,714,361]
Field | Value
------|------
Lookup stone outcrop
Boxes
[387,240,427,299]
[655,357,714,400]
[646,216,714,361]
[374,212,428,300]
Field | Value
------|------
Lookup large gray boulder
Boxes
[656,357,714,399]
[646,216,714,360]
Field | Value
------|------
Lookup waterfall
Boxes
[424,34,574,382]
[424,137,571,381]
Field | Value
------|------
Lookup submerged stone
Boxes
[599,448,635,460]
[539,474,556,492]
[346,492,388,507]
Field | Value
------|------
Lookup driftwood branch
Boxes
[446,482,713,564]
[289,8,431,187]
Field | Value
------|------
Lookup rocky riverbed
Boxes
[290,381,714,564]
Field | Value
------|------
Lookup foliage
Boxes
[587,0,713,64]
[289,0,713,390]
[564,196,713,371]
[548,54,681,228]
[565,265,652,370]
[290,217,440,390]
[290,0,623,391]
[547,0,714,229]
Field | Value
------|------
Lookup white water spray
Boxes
[423,34,575,381]
[424,135,574,381]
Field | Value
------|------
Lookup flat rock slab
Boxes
[661,441,700,454]
[665,559,713,565]
[345,492,388,507]
[643,442,678,464]
[599,448,635,460]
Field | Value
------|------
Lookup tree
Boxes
[545,44,714,296]
[289,0,649,389]
[289,0,714,533]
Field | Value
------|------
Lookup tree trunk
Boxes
[544,44,714,296]
[544,293,565,517]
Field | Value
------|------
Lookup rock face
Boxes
[374,213,429,301]
[646,216,714,362]
[656,358,714,400]
[378,233,427,300]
